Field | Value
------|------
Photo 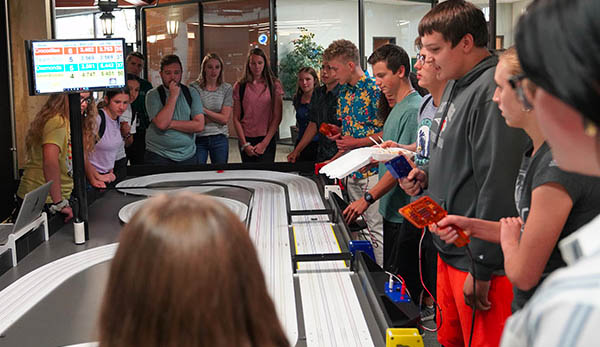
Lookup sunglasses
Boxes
[80,96,93,104]
[508,74,534,111]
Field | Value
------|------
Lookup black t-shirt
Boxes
[308,84,341,162]
[512,141,600,310]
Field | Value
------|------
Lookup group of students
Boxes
[281,0,600,346]
[12,0,600,345]
[137,48,284,166]
[13,46,289,221]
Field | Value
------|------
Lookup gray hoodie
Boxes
[426,54,528,280]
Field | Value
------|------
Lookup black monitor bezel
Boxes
[25,38,127,96]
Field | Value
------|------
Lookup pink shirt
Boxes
[233,80,283,138]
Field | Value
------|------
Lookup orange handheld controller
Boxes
[398,196,470,247]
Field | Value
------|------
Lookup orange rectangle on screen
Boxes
[78,46,96,54]
[35,47,63,55]
[63,47,77,55]
[98,45,114,53]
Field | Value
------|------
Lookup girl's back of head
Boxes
[99,192,289,347]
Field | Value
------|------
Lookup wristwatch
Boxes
[240,142,251,150]
[364,191,376,205]
[49,199,70,214]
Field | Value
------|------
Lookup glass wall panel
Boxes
[364,0,430,73]
[202,0,270,86]
[144,3,202,86]
[473,0,532,50]
[276,0,359,139]
[202,0,270,139]
[56,13,95,39]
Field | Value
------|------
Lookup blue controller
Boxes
[384,155,413,179]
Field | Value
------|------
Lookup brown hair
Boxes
[126,51,144,63]
[323,39,360,65]
[99,192,289,347]
[160,54,182,71]
[414,36,423,51]
[367,44,410,78]
[197,53,225,89]
[239,48,279,109]
[25,94,96,155]
[293,66,319,108]
[418,0,488,48]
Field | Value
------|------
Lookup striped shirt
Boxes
[500,214,600,347]
[189,82,233,137]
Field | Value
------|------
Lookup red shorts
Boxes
[436,255,513,347]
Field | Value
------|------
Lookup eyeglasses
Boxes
[508,74,533,111]
[80,96,93,105]
[416,53,426,64]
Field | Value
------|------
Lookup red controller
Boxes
[399,196,470,247]
[319,123,340,137]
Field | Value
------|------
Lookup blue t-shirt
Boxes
[295,102,318,143]
[145,85,204,162]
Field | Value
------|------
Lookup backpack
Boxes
[157,84,193,109]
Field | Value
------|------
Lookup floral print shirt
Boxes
[337,72,382,179]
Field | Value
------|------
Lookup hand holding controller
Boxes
[398,196,470,248]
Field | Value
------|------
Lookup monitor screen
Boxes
[26,38,126,95]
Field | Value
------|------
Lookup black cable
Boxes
[465,244,476,347]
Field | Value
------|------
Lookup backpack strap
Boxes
[158,85,167,106]
[239,82,246,121]
[97,109,106,142]
[180,84,193,109]
[419,94,433,116]
[158,84,193,117]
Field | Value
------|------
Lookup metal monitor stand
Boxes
[68,93,89,243]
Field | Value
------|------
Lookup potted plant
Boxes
[279,29,323,99]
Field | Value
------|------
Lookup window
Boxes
[143,3,202,86]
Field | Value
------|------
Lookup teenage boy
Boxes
[343,45,421,291]
[323,39,384,266]
[399,2,528,346]
[145,54,205,165]
[287,60,340,163]
[125,52,153,164]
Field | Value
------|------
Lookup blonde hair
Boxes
[25,94,69,153]
[197,53,225,89]
[500,46,536,93]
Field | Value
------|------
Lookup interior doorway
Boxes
[372,36,396,51]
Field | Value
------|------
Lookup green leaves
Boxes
[279,29,323,98]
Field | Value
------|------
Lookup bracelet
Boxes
[240,142,251,150]
[49,199,70,214]
[123,133,132,140]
